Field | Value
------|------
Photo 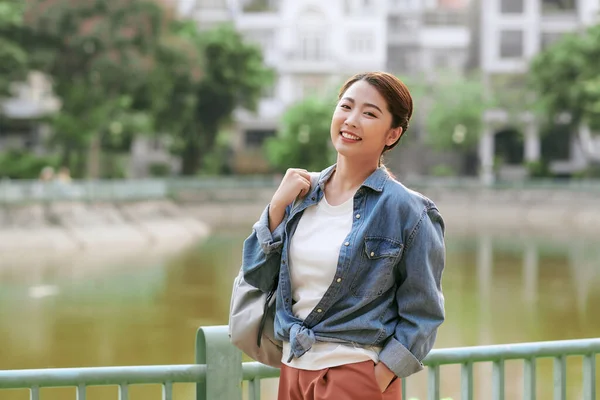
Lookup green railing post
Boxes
[196,326,243,400]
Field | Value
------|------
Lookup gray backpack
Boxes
[228,172,320,368]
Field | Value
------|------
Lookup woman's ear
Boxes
[386,127,403,147]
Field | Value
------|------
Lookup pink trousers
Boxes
[278,360,402,400]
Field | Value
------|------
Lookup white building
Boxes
[184,0,474,173]
[182,0,233,29]
[387,0,471,78]
[233,0,390,171]
[479,0,600,183]
[383,0,472,178]
[0,72,60,155]
[183,0,389,172]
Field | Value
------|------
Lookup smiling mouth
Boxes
[340,131,361,141]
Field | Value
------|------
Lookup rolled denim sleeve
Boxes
[241,204,287,293]
[379,206,446,378]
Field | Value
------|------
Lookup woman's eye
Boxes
[365,112,376,117]
[340,104,351,109]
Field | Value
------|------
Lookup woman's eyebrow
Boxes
[341,97,383,114]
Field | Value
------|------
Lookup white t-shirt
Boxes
[282,194,381,370]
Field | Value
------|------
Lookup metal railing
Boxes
[0,325,598,400]
[0,179,170,204]
[2,176,600,205]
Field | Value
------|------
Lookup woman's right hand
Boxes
[272,169,312,209]
[268,169,312,232]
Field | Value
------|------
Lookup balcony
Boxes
[387,16,422,44]
[423,10,468,26]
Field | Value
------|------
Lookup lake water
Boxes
[0,227,599,400]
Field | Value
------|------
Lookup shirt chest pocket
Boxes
[350,237,404,298]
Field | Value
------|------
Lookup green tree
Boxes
[529,24,600,132]
[265,96,337,173]
[423,72,492,152]
[0,1,28,95]
[175,24,274,175]
[130,17,202,143]
[23,0,175,177]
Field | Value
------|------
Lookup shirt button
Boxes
[370,251,375,257]
[336,278,342,283]
[355,214,361,219]
[344,242,350,246]
[317,309,322,313]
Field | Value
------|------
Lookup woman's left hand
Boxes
[374,362,395,393]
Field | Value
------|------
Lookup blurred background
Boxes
[0,0,599,399]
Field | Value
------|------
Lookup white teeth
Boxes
[341,132,360,140]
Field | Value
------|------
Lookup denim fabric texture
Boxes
[242,165,446,379]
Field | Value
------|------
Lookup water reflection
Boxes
[0,230,598,400]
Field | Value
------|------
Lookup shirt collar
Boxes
[318,164,390,193]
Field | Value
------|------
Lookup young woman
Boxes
[242,72,445,400]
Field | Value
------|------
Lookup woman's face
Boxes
[330,80,402,165]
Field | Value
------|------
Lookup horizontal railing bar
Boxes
[242,362,280,381]
[240,339,599,381]
[424,338,600,365]
[0,365,205,389]
[1,336,598,392]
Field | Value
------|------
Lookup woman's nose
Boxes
[344,114,358,128]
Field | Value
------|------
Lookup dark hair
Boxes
[338,71,413,166]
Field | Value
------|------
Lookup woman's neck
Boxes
[325,157,378,204]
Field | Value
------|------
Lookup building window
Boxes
[541,32,563,50]
[388,16,417,33]
[423,10,466,26]
[541,0,576,14]
[245,129,275,148]
[499,30,524,58]
[500,0,524,14]
[299,32,327,61]
[387,45,418,75]
[348,32,374,54]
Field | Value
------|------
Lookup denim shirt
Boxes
[242,165,445,379]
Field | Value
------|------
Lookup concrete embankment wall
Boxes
[179,186,600,237]
[0,200,210,253]
[1,185,598,253]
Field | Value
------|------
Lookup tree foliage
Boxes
[175,24,274,175]
[21,0,199,177]
[529,24,600,131]
[265,96,337,173]
[0,1,274,178]
[0,1,28,95]
[422,72,492,152]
